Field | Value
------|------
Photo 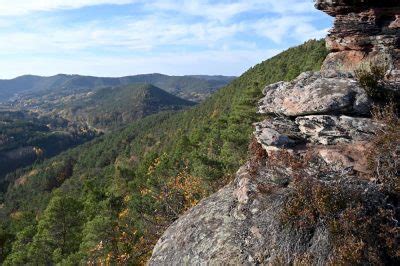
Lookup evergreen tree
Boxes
[28,195,83,264]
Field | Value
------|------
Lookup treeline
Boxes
[0,40,328,264]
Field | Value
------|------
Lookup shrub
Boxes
[355,57,390,101]
[248,137,267,163]
[276,120,400,264]
[281,176,400,264]
[367,103,400,194]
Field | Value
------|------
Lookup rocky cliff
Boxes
[149,1,399,265]
[315,0,400,82]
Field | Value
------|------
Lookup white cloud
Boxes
[0,12,326,55]
[0,0,317,18]
[0,0,137,16]
[145,0,316,21]
[0,16,247,53]
[0,0,326,52]
[0,0,331,78]
[254,16,328,43]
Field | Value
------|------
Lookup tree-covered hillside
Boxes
[0,40,328,264]
[53,84,195,131]
[0,110,96,185]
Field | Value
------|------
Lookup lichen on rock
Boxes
[258,71,371,116]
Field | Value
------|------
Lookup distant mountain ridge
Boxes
[0,73,236,102]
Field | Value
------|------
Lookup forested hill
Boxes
[0,110,96,184]
[0,73,235,103]
[51,83,196,131]
[0,40,327,265]
[0,84,193,180]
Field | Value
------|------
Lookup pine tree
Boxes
[28,195,83,264]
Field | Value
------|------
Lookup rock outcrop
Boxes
[315,0,400,81]
[149,1,399,265]
[258,71,371,116]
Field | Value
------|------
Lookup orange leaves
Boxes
[167,171,208,211]
[211,109,219,119]
[118,209,129,219]
[140,188,152,196]
[147,157,162,175]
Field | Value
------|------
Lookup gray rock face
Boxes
[295,115,382,145]
[150,165,253,265]
[150,185,243,265]
[254,117,300,151]
[149,162,365,265]
[258,71,371,116]
[254,114,380,151]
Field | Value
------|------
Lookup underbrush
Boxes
[275,103,400,264]
[354,56,399,106]
[281,176,399,264]
[367,103,400,194]
[248,138,267,177]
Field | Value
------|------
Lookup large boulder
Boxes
[315,142,372,173]
[149,164,316,265]
[258,71,370,116]
[150,185,243,265]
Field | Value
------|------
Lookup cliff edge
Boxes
[149,1,399,264]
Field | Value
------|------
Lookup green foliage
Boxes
[0,40,327,264]
[0,110,96,184]
[354,57,392,101]
[3,225,36,265]
[0,73,234,102]
[27,195,84,264]
[65,84,195,131]
[355,59,388,95]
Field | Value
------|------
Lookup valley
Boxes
[0,40,328,264]
[0,74,233,184]
[0,109,96,185]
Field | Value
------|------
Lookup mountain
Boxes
[44,83,196,131]
[0,84,194,182]
[0,40,328,265]
[0,74,235,103]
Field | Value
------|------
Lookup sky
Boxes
[0,0,333,79]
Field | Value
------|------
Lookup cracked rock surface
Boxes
[258,71,370,116]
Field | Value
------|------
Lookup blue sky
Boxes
[0,0,333,79]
